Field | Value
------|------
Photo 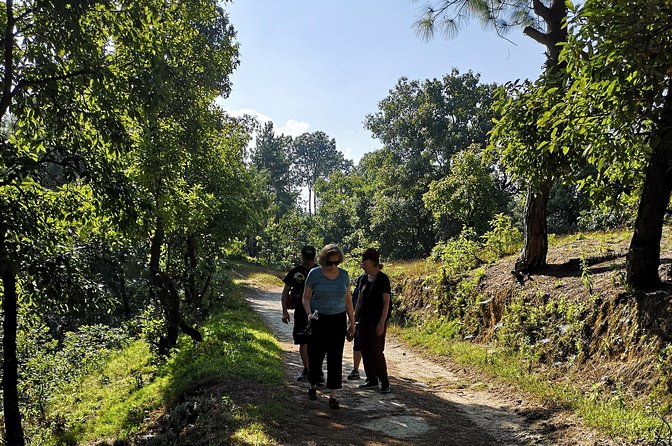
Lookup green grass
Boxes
[391,322,666,442]
[47,292,285,445]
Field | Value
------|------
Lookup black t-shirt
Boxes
[283,265,311,308]
[357,272,392,324]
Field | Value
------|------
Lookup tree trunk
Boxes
[119,264,130,319]
[149,217,178,352]
[1,226,26,446]
[626,82,672,289]
[246,234,258,257]
[513,0,567,274]
[150,217,202,354]
[185,234,199,305]
[515,181,551,273]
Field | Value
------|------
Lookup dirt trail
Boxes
[243,281,617,446]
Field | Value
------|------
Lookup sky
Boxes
[221,0,547,164]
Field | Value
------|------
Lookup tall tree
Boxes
[293,131,351,215]
[120,0,241,351]
[415,0,569,272]
[251,121,296,217]
[0,1,245,441]
[558,0,672,288]
[0,1,155,441]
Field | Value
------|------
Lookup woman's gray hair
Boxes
[318,243,344,266]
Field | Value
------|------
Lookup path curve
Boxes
[242,281,615,446]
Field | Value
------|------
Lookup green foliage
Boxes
[250,121,297,218]
[254,208,322,270]
[45,291,284,445]
[481,214,523,258]
[16,316,130,443]
[365,69,498,180]
[431,228,482,277]
[495,293,588,364]
[425,146,511,237]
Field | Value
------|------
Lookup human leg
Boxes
[348,332,362,379]
[358,324,378,387]
[293,305,310,380]
[324,313,346,391]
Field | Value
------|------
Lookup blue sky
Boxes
[222,0,547,163]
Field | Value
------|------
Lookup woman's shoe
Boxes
[308,388,317,400]
[329,398,340,409]
[347,369,360,380]
[358,380,379,389]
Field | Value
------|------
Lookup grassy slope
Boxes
[386,227,672,443]
[47,286,285,445]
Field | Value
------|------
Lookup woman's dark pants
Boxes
[359,322,388,384]
[308,312,346,390]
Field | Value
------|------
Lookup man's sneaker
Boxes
[358,380,379,389]
[380,380,391,393]
[297,369,309,382]
[308,388,317,400]
[347,369,360,380]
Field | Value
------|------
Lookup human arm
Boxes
[281,284,291,324]
[377,292,391,336]
[346,287,356,338]
[302,285,313,319]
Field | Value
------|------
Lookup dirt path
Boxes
[243,282,617,446]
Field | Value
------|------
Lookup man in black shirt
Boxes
[282,245,316,381]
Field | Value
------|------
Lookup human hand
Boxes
[347,323,356,340]
[282,312,290,324]
[376,322,385,337]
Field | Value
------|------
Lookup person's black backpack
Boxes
[287,286,303,310]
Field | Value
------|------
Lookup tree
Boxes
[365,70,497,179]
[415,0,569,272]
[558,0,672,288]
[363,70,497,257]
[293,131,351,215]
[0,1,245,441]
[250,121,296,217]
[120,0,242,351]
[0,1,157,441]
[424,145,509,236]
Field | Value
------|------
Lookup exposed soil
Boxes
[242,279,621,446]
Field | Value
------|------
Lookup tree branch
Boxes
[0,0,15,121]
[532,0,552,22]
[523,25,549,47]
[15,68,97,90]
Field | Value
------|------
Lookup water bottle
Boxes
[310,310,319,325]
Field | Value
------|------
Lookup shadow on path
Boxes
[243,282,556,446]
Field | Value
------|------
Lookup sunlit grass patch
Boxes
[227,259,284,288]
[385,259,438,277]
[46,292,285,445]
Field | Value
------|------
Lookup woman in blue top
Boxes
[302,243,356,409]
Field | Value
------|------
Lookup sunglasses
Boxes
[326,260,341,266]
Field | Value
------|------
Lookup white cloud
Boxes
[276,119,310,137]
[224,108,309,138]
[225,107,273,124]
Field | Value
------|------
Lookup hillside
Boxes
[386,227,672,442]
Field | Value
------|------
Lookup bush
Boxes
[431,227,482,278]
[481,214,523,259]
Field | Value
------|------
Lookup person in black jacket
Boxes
[355,248,392,393]
[281,245,317,381]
